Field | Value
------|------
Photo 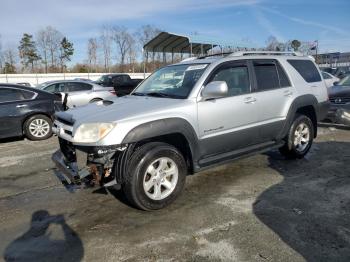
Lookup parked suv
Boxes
[52,51,329,210]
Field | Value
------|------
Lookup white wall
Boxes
[0,72,151,87]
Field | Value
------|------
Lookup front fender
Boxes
[122,117,200,164]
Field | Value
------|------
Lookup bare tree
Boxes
[127,35,137,72]
[36,29,49,73]
[99,26,112,73]
[36,26,63,72]
[47,26,63,70]
[265,36,280,51]
[3,47,17,73]
[112,26,134,72]
[87,38,98,72]
[135,25,161,72]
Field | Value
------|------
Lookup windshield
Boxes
[338,75,350,86]
[133,64,208,99]
[37,81,53,89]
[95,75,113,87]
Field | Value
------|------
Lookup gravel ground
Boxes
[0,127,349,262]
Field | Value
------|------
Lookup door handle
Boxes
[16,104,27,108]
[283,90,293,97]
[244,97,257,104]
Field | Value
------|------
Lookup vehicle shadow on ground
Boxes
[318,122,350,131]
[0,136,25,144]
[3,210,84,262]
[254,141,350,262]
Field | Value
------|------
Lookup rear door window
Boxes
[0,88,25,102]
[21,90,36,99]
[287,59,321,83]
[253,60,280,91]
[276,63,291,87]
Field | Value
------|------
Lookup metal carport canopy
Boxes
[143,32,217,54]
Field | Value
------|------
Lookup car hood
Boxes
[55,95,192,125]
[328,86,350,97]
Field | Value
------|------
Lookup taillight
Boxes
[109,90,116,95]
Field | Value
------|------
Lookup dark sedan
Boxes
[325,76,350,126]
[0,84,62,140]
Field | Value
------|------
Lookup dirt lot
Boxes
[0,127,349,262]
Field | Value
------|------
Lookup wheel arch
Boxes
[278,94,319,139]
[22,112,53,135]
[122,118,200,174]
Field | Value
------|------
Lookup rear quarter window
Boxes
[21,90,36,99]
[287,59,321,83]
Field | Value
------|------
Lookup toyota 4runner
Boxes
[52,51,329,210]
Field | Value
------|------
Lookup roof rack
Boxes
[180,51,307,63]
[180,57,198,62]
[230,51,303,57]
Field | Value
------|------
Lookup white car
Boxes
[321,71,339,88]
[39,80,116,108]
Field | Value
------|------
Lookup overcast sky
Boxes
[1,0,349,63]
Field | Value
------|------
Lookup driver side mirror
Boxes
[201,81,228,100]
[333,81,339,86]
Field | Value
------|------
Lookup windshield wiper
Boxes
[145,92,184,99]
[131,92,146,96]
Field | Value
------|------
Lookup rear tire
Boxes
[279,114,314,159]
[123,142,187,210]
[24,114,52,141]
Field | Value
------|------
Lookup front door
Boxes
[197,61,261,158]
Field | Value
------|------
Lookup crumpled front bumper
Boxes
[51,150,91,192]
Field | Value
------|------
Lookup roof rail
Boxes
[180,57,198,62]
[230,51,303,57]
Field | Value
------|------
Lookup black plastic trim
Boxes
[277,94,318,140]
[122,117,200,164]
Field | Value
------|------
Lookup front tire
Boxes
[279,114,314,159]
[123,142,187,210]
[24,114,52,141]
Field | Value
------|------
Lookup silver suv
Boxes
[52,51,329,210]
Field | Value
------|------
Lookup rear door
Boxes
[250,59,294,141]
[66,82,93,107]
[0,87,36,138]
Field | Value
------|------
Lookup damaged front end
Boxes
[52,138,134,192]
